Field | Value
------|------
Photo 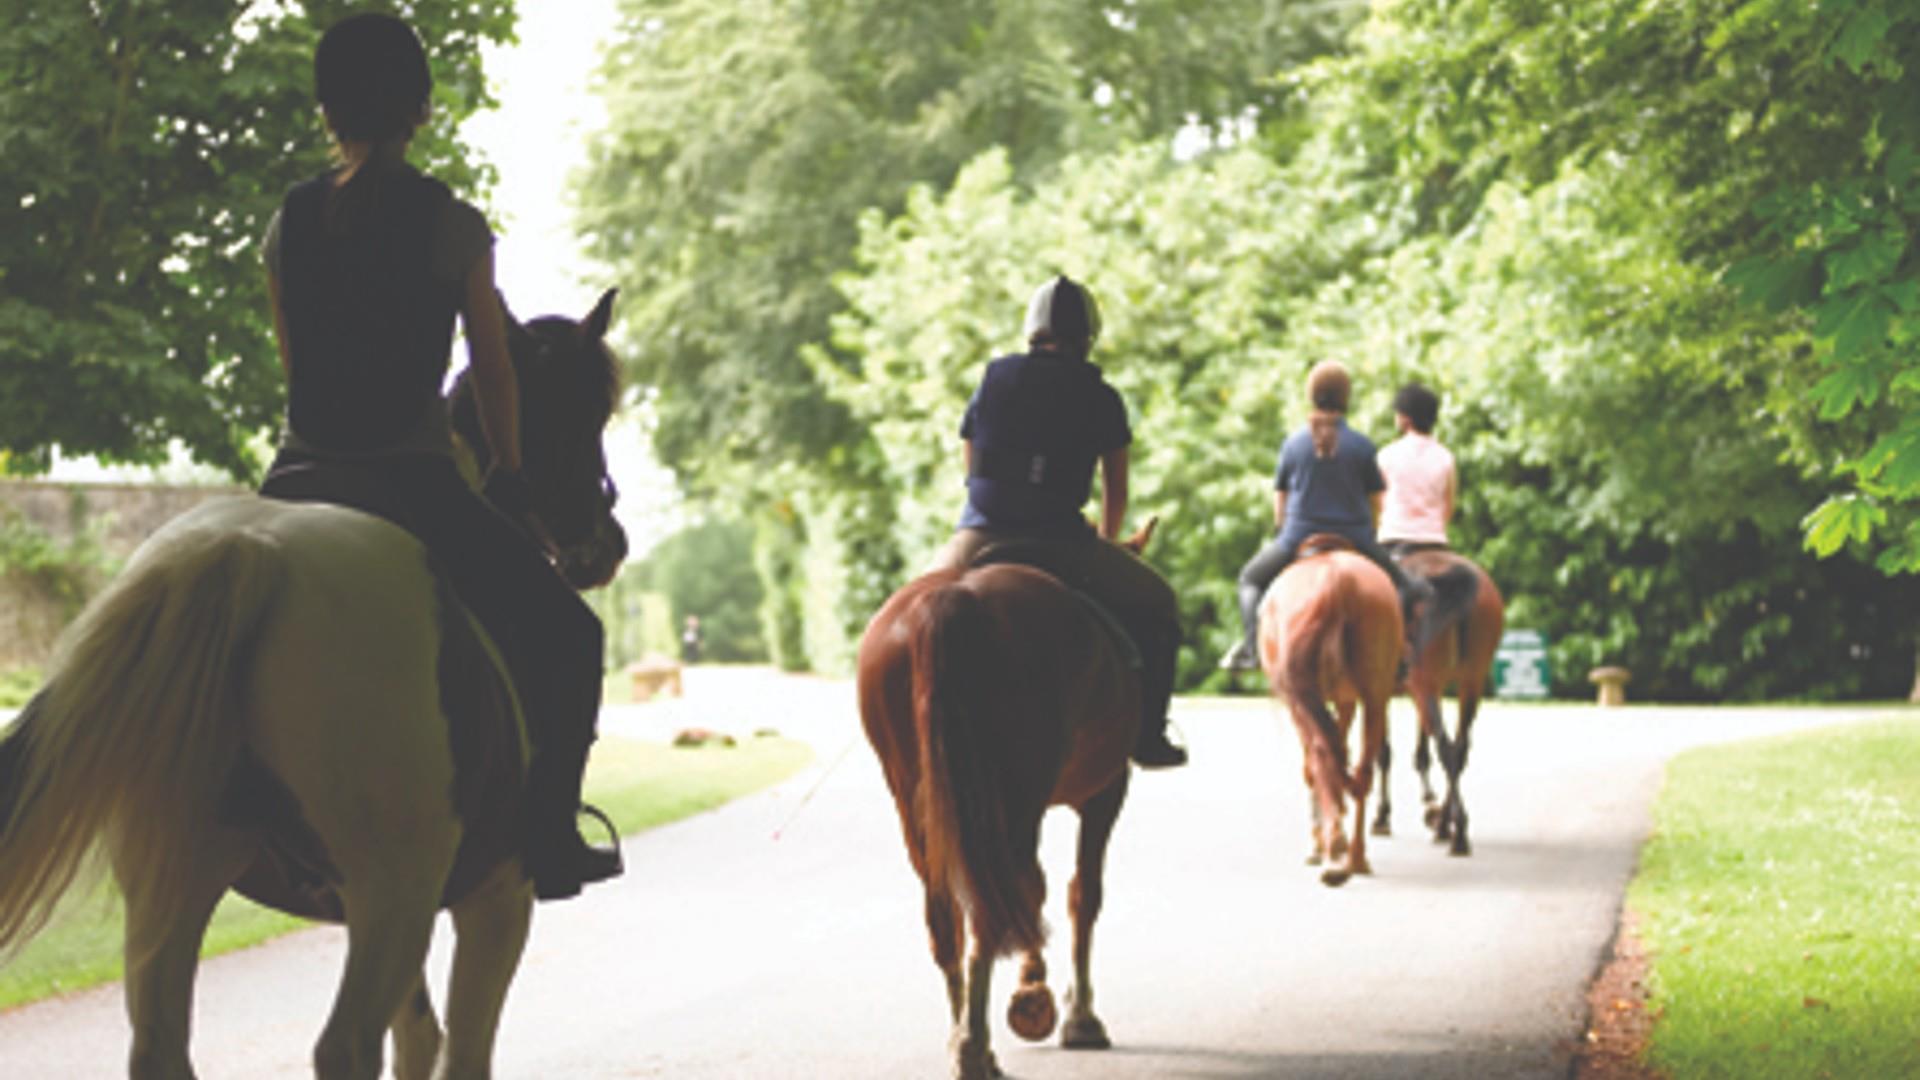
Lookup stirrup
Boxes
[1219,639,1259,671]
[579,802,624,865]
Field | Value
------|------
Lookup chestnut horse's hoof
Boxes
[1007,983,1057,1042]
[1060,1014,1111,1050]
[1320,865,1352,887]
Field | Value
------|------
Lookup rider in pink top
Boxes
[1376,383,1456,552]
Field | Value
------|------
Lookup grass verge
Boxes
[0,733,811,1012]
[1631,715,1920,1079]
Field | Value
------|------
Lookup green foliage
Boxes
[1632,718,1920,1078]
[625,516,768,663]
[581,0,1363,487]
[821,16,1917,699]
[0,507,117,624]
[0,0,514,480]
[1347,0,1920,570]
[0,667,40,710]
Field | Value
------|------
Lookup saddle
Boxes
[966,538,1144,671]
[1296,532,1359,559]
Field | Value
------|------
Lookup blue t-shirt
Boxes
[1274,418,1384,533]
[957,350,1131,535]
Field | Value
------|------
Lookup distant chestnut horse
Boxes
[858,526,1155,1080]
[1372,549,1504,856]
[1259,534,1403,887]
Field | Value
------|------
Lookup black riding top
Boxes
[275,162,466,454]
[958,349,1130,536]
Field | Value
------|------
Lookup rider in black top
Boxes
[259,13,619,900]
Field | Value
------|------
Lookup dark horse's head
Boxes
[451,289,628,589]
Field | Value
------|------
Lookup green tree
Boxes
[0,0,514,479]
[1325,0,1920,572]
[630,516,766,663]
[580,0,1362,486]
[581,0,1361,673]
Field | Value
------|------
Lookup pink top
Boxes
[1377,432,1455,544]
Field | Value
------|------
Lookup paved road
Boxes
[0,669,1903,1078]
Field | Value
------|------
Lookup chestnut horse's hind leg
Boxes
[1009,949,1058,1042]
[926,887,966,1023]
[949,944,1002,1080]
[1414,721,1440,825]
[1343,694,1389,879]
[1060,775,1126,1050]
[117,823,255,1080]
[436,862,534,1076]
[1437,689,1482,857]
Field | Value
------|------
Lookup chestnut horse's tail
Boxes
[1271,580,1353,786]
[911,582,1046,958]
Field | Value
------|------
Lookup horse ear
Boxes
[583,288,617,342]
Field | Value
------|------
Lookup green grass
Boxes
[0,733,811,1012]
[1631,716,1920,1079]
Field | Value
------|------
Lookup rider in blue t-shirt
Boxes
[1221,360,1430,670]
[931,275,1187,768]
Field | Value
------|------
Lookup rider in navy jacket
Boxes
[933,275,1187,768]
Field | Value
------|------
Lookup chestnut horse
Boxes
[1258,534,1403,887]
[858,529,1155,1080]
[0,292,625,1080]
[1372,549,1504,856]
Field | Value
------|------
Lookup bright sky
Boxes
[463,1,685,555]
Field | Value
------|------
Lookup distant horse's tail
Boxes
[1415,562,1481,656]
[911,582,1046,958]
[0,526,286,955]
[1273,595,1352,784]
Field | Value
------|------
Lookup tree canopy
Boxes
[583,0,1918,697]
[0,0,513,478]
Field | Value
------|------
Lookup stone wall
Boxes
[0,480,246,668]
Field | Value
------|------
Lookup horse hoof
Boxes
[1007,983,1057,1042]
[1423,806,1442,830]
[1060,1015,1111,1050]
[1450,840,1472,858]
[1371,819,1392,837]
[1320,866,1352,887]
[1305,851,1324,867]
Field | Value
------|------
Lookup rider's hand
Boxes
[483,467,537,534]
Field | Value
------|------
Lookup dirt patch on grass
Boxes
[1572,907,1662,1080]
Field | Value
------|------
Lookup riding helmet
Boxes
[1024,274,1102,351]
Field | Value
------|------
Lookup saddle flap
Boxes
[968,540,1143,671]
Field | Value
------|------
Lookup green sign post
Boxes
[1491,629,1551,699]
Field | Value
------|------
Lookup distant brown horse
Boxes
[1259,534,1404,887]
[858,528,1155,1080]
[1372,548,1505,856]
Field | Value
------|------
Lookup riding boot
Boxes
[523,739,623,901]
[1131,621,1187,768]
[1220,580,1265,671]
